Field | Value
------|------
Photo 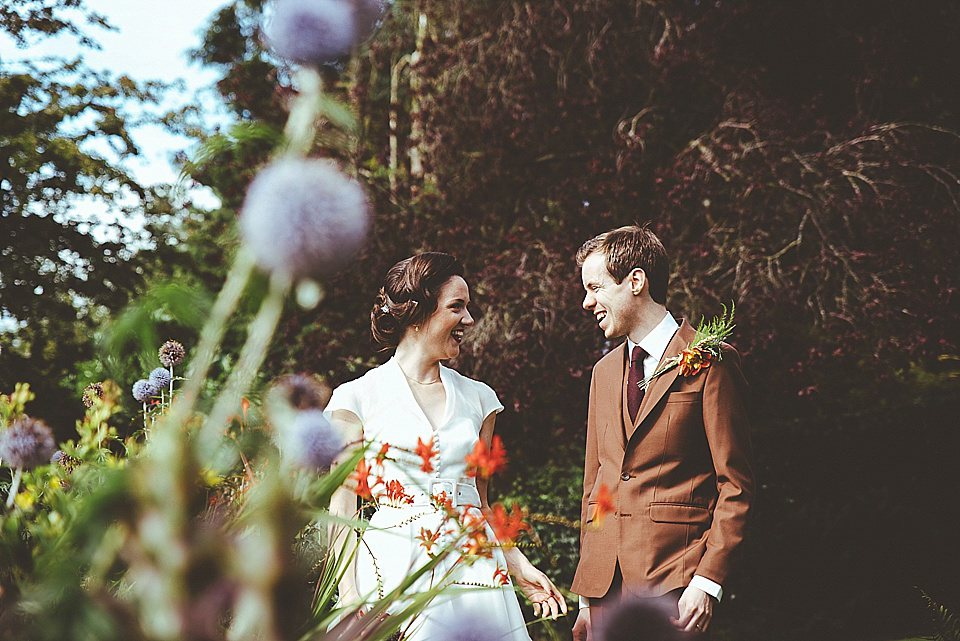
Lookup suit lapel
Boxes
[625,320,697,443]
[597,342,628,452]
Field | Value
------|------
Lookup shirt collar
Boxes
[626,311,679,363]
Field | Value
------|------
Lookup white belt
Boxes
[391,478,479,508]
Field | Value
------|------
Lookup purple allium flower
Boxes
[132,379,159,403]
[149,367,172,389]
[51,450,80,474]
[353,0,387,41]
[282,409,344,470]
[82,382,105,408]
[597,597,682,641]
[273,373,331,410]
[265,0,358,64]
[239,159,369,279]
[0,417,57,469]
[428,608,512,641]
[158,340,186,367]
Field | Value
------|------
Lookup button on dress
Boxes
[325,357,532,641]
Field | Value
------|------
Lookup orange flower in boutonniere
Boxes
[640,303,736,391]
[677,346,713,377]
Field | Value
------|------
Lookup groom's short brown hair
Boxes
[576,224,669,304]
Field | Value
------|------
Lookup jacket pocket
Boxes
[665,390,701,403]
[649,502,711,524]
[585,501,597,524]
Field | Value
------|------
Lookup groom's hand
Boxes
[672,585,713,633]
[572,607,592,641]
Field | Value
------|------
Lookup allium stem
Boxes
[160,250,255,433]
[283,67,324,157]
[5,466,22,509]
[168,365,174,396]
[199,270,292,455]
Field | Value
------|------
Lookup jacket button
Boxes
[620,472,631,481]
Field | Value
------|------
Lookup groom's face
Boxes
[580,252,639,340]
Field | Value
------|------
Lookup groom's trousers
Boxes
[591,562,705,639]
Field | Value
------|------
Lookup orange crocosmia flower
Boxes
[465,435,508,479]
[385,479,413,505]
[415,436,437,473]
[375,442,390,464]
[677,347,712,377]
[417,527,442,556]
[431,490,455,515]
[591,484,615,529]
[463,529,490,558]
[460,511,493,558]
[488,502,530,544]
[494,567,510,585]
[350,460,375,500]
[241,397,250,421]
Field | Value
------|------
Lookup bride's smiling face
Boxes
[416,276,474,361]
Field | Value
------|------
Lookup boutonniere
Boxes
[639,304,736,391]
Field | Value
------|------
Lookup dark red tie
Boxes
[627,346,647,423]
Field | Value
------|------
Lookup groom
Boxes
[570,225,754,638]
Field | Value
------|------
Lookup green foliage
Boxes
[0,0,176,439]
[919,590,960,641]
[165,4,960,639]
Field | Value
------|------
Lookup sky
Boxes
[1,0,232,204]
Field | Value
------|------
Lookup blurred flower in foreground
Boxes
[598,597,683,641]
[270,373,331,411]
[149,367,172,390]
[82,382,104,408]
[415,435,436,473]
[430,607,512,641]
[353,0,388,41]
[265,373,333,439]
[465,435,508,479]
[591,483,615,529]
[487,503,530,545]
[265,0,359,64]
[277,409,345,470]
[239,159,369,280]
[0,417,56,469]
[132,379,159,403]
[158,339,186,368]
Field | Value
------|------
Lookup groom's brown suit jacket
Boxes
[571,320,755,599]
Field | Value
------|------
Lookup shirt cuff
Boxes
[578,595,590,609]
[689,575,723,601]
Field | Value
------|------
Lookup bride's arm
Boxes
[329,410,365,610]
[475,413,568,620]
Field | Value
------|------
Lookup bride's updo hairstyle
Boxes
[371,252,465,349]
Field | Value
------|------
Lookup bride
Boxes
[326,252,566,640]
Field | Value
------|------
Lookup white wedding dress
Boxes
[325,357,532,641]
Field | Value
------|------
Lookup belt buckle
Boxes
[429,478,458,508]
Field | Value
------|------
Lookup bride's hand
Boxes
[513,565,568,620]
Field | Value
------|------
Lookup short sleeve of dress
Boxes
[324,379,363,421]
[476,380,504,420]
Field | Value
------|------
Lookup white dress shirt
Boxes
[579,311,723,608]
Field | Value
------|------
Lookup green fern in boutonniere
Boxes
[639,303,736,391]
